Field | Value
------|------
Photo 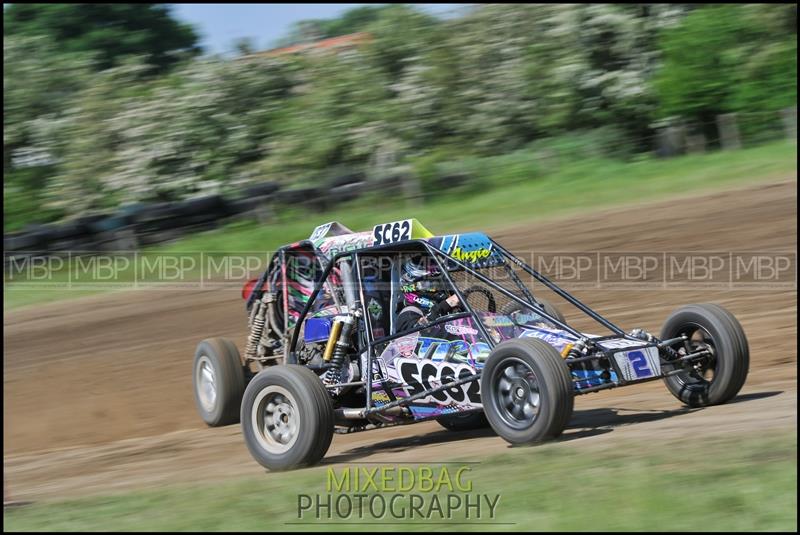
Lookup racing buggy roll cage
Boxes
[192,219,748,472]
[276,237,708,424]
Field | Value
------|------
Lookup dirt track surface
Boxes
[4,178,797,502]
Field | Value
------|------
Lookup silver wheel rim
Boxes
[196,356,217,413]
[492,357,541,429]
[251,385,299,454]
[673,323,718,387]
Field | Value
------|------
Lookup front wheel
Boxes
[481,338,574,444]
[660,303,749,408]
[241,365,334,471]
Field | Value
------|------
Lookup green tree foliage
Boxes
[384,4,685,155]
[322,5,391,38]
[43,55,295,212]
[3,3,797,227]
[3,3,200,71]
[272,5,393,47]
[3,35,94,228]
[655,4,797,139]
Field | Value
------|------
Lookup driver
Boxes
[396,255,460,333]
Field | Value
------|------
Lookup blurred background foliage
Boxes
[3,3,797,230]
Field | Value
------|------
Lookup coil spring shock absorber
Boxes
[245,293,273,361]
[322,313,358,387]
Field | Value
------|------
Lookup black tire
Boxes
[276,187,321,204]
[4,232,40,252]
[132,202,180,233]
[193,338,246,426]
[326,167,366,188]
[133,202,177,222]
[51,221,91,240]
[481,338,574,444]
[436,411,489,431]
[23,224,56,251]
[241,365,334,471]
[501,297,565,324]
[89,214,131,233]
[462,285,497,313]
[660,303,749,408]
[75,213,109,228]
[242,181,281,198]
[172,195,226,217]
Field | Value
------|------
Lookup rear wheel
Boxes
[193,338,246,426]
[501,297,565,324]
[660,303,749,407]
[462,285,497,313]
[481,338,573,444]
[436,411,489,431]
[241,365,334,471]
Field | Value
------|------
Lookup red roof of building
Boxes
[252,32,372,58]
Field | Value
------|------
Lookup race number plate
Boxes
[613,346,661,381]
[372,219,433,246]
[373,220,412,246]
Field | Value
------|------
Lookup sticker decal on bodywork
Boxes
[613,346,661,381]
[597,338,649,350]
[396,358,481,406]
[429,232,505,268]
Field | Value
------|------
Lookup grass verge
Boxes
[3,430,796,531]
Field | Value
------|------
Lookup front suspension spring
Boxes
[244,300,266,361]
[323,316,356,387]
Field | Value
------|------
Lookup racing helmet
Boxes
[399,255,446,312]
[400,255,439,285]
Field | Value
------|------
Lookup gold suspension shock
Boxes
[322,319,344,362]
[322,313,358,387]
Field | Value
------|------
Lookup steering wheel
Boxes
[460,285,497,313]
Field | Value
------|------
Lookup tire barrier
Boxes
[241,181,281,198]
[3,179,385,256]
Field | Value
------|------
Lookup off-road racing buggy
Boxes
[192,219,749,471]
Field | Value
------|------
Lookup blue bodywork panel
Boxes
[304,316,333,344]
